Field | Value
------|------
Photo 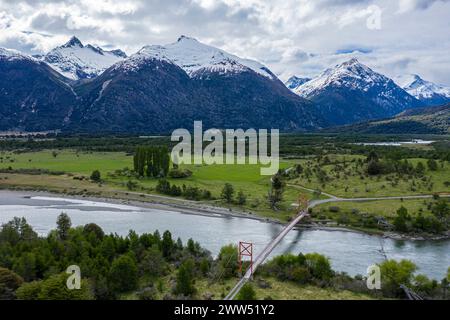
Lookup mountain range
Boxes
[1,36,448,134]
[0,36,321,133]
[286,58,426,125]
[324,103,450,134]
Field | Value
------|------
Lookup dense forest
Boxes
[0,215,449,300]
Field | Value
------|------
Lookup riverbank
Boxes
[1,188,448,241]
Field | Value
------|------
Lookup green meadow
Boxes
[0,149,312,221]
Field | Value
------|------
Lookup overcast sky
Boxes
[0,0,449,85]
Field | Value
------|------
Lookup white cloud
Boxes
[398,0,450,12]
[0,0,449,85]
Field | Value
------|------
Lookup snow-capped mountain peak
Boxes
[61,36,84,48]
[118,35,274,79]
[395,74,450,105]
[293,58,391,97]
[42,36,126,80]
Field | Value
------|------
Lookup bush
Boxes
[379,260,417,297]
[137,286,157,300]
[427,159,438,171]
[237,283,256,300]
[109,255,139,293]
[304,253,333,281]
[221,183,234,203]
[329,206,340,213]
[0,267,23,299]
[16,273,93,300]
[237,191,247,205]
[168,169,193,179]
[90,170,101,182]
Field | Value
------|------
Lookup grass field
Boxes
[0,150,130,175]
[288,155,450,198]
[0,150,315,221]
[1,149,448,225]
[136,276,374,300]
[315,199,435,219]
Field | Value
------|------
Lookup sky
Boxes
[0,0,449,85]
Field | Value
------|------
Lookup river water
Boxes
[0,191,448,280]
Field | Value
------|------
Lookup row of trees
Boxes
[156,179,212,201]
[133,146,171,178]
[366,151,440,176]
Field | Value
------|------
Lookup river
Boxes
[0,191,448,280]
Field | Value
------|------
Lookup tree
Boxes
[0,267,23,300]
[217,245,238,278]
[12,252,36,281]
[161,230,174,258]
[175,259,196,296]
[237,283,256,300]
[367,151,379,163]
[379,260,417,297]
[304,253,333,281]
[269,174,285,209]
[109,255,138,293]
[90,170,101,182]
[393,206,410,233]
[427,159,438,171]
[83,223,105,241]
[416,162,425,176]
[139,246,167,277]
[237,191,247,205]
[367,160,382,175]
[221,183,235,203]
[431,199,449,221]
[56,213,71,240]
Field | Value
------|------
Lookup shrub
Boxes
[175,259,196,296]
[168,169,193,179]
[109,255,139,293]
[16,273,93,300]
[0,267,23,299]
[329,206,340,213]
[237,283,256,300]
[90,170,101,182]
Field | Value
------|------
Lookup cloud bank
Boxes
[0,0,449,85]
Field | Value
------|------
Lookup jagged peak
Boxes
[177,35,198,43]
[342,57,360,66]
[61,36,83,48]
